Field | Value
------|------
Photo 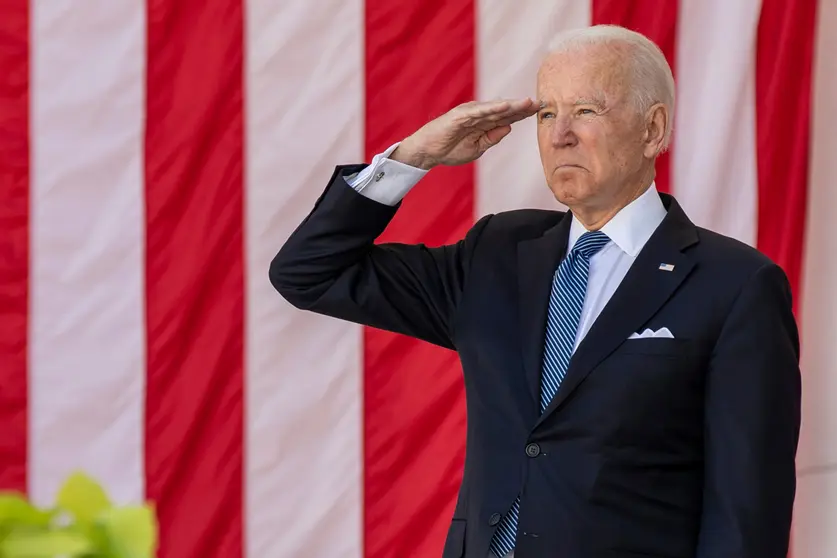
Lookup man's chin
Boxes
[548,180,592,207]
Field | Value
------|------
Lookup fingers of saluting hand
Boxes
[458,98,542,126]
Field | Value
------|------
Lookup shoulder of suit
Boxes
[692,225,782,277]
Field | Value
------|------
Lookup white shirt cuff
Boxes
[345,142,428,206]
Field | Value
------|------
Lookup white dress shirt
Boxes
[565,183,666,350]
[346,144,668,352]
[345,142,428,205]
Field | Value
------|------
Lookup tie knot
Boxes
[572,230,609,258]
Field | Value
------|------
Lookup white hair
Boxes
[547,25,675,149]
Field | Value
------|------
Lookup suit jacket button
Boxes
[525,443,540,457]
[489,513,501,526]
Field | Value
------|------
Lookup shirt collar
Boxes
[567,182,667,258]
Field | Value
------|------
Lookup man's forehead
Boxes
[536,73,613,105]
[536,48,628,103]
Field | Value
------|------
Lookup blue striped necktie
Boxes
[489,230,610,558]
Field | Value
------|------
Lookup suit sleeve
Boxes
[696,262,801,558]
[269,165,491,350]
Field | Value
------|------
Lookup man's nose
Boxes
[551,117,578,147]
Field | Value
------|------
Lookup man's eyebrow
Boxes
[574,97,607,109]
[536,97,609,110]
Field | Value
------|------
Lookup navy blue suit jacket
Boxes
[270,165,801,558]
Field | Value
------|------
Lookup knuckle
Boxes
[451,111,473,127]
[455,100,476,112]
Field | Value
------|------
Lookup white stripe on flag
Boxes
[476,0,591,217]
[245,0,364,556]
[795,0,837,556]
[672,0,762,245]
[29,0,147,506]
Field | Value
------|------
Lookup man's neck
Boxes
[572,173,655,231]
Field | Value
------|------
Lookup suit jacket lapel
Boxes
[530,195,700,428]
[517,212,573,408]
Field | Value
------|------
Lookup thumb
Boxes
[483,124,512,147]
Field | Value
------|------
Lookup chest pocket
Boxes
[617,337,697,356]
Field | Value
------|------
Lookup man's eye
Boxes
[539,112,555,120]
[578,108,595,115]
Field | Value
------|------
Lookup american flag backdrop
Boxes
[0,0,835,557]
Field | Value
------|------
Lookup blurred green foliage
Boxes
[0,472,157,558]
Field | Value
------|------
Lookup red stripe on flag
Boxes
[144,0,245,556]
[755,0,817,313]
[363,1,475,556]
[592,0,678,194]
[0,0,29,494]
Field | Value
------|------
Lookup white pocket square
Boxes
[628,327,674,339]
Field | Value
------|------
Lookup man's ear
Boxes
[643,103,668,158]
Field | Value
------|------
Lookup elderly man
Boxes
[270,25,800,558]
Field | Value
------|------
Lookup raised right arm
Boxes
[269,165,491,349]
[269,98,540,348]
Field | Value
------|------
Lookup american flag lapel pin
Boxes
[659,263,675,272]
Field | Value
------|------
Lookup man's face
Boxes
[536,44,650,211]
